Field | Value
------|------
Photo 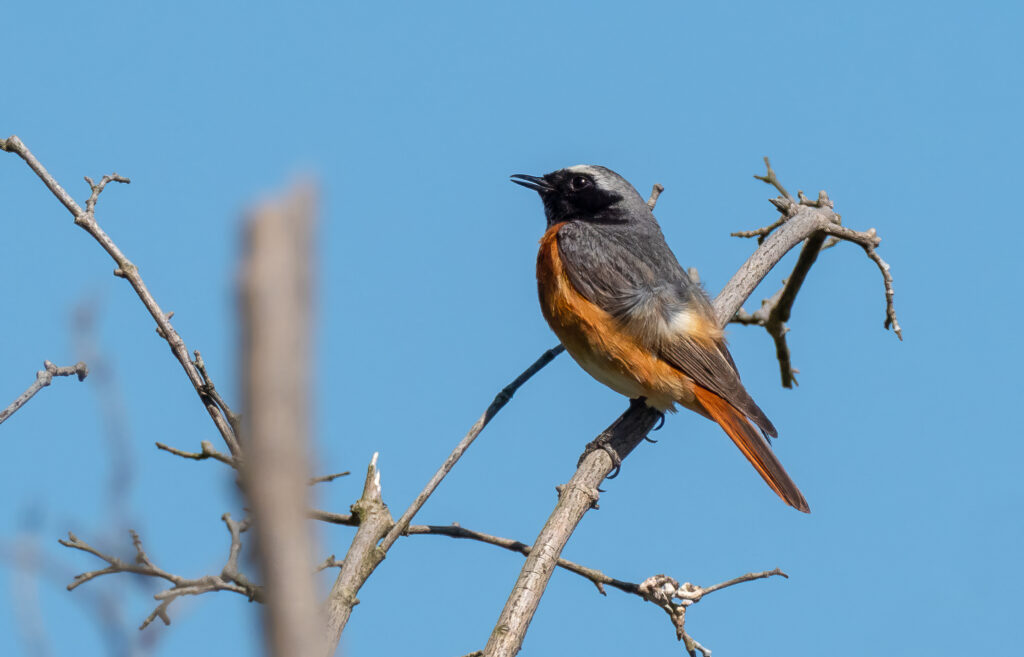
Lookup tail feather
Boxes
[692,385,810,513]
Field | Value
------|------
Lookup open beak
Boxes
[510,174,554,193]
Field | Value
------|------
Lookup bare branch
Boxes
[58,517,262,630]
[752,156,793,201]
[647,183,665,210]
[484,400,661,656]
[323,454,393,653]
[636,569,787,656]
[309,471,351,486]
[729,165,901,386]
[0,360,88,426]
[319,345,565,644]
[730,232,827,387]
[378,344,564,553]
[1,136,241,456]
[154,440,235,466]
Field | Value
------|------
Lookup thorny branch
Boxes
[58,514,262,630]
[1,135,241,458]
[0,360,89,426]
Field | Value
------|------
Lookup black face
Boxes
[511,167,625,225]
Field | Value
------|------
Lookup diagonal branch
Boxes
[1,136,241,457]
[0,360,89,426]
[379,344,565,553]
[322,345,565,652]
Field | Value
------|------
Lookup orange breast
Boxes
[536,223,695,412]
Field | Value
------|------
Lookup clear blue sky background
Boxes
[1,2,1021,656]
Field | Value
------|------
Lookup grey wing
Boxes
[557,221,777,437]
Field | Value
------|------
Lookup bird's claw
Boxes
[579,436,623,479]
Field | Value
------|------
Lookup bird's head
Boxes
[511,165,649,227]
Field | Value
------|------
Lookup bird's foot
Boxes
[578,434,624,479]
[645,410,666,441]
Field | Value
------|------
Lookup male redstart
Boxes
[512,165,809,513]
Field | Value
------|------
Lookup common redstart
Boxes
[512,165,809,513]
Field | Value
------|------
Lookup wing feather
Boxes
[556,221,776,437]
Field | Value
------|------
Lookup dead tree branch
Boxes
[729,159,902,386]
[58,515,262,630]
[323,454,393,654]
[0,135,241,457]
[0,360,89,426]
[647,183,665,209]
[379,344,564,554]
[154,440,235,467]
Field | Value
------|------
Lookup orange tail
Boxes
[692,385,810,513]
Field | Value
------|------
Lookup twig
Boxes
[729,166,902,387]
[322,345,565,650]
[647,183,665,210]
[312,507,786,652]
[309,472,351,486]
[310,511,638,596]
[1,135,241,457]
[0,361,88,426]
[636,569,787,656]
[154,440,235,467]
[730,232,827,387]
[378,344,564,553]
[58,516,262,630]
[752,156,793,202]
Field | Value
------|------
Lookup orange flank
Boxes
[536,223,696,412]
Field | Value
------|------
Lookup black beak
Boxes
[510,174,554,193]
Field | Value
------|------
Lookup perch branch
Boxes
[0,361,88,426]
[0,135,241,457]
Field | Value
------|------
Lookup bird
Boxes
[511,165,809,513]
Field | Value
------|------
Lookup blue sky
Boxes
[1,1,1021,655]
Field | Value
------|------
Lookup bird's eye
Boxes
[570,175,591,191]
